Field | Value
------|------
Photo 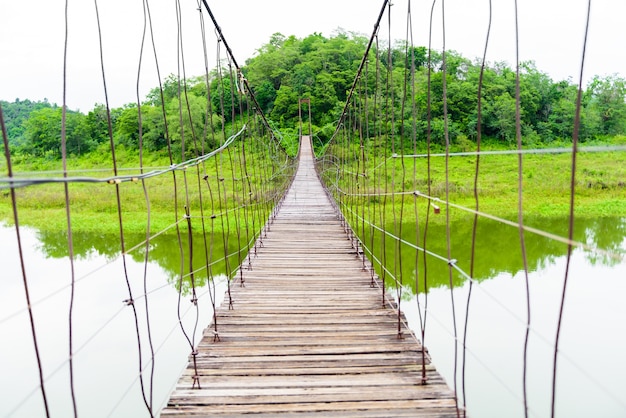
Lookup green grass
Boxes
[321,140,626,229]
[2,140,626,235]
[1,143,294,234]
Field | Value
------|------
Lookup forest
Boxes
[2,30,625,159]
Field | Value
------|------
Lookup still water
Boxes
[1,216,625,417]
[0,224,227,417]
[382,216,626,418]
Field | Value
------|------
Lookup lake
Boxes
[0,223,228,417]
[1,216,625,417]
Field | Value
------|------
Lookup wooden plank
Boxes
[162,399,459,417]
[161,136,459,417]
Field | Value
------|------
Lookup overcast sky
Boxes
[1,0,624,112]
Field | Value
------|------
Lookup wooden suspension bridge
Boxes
[161,136,459,417]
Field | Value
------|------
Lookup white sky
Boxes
[1,0,624,113]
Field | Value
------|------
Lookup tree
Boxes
[484,93,517,142]
[0,98,55,148]
[587,75,626,136]
[210,75,240,123]
[22,107,95,156]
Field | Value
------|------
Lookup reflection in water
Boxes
[360,216,625,293]
[5,217,626,417]
[0,224,228,417]
[34,217,626,295]
[35,228,252,294]
[358,216,626,418]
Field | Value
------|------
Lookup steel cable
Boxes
[61,0,78,414]
[551,1,592,417]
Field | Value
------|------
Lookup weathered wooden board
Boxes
[161,137,460,417]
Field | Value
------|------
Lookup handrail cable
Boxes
[331,186,624,262]
[0,125,246,189]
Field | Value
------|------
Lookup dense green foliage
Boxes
[243,31,626,146]
[1,31,625,160]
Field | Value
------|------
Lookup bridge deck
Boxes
[161,137,459,417]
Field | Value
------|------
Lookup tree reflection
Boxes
[361,216,626,294]
[33,216,625,295]
[34,229,248,294]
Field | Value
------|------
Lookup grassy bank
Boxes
[323,137,626,229]
[2,140,626,235]
[0,143,294,234]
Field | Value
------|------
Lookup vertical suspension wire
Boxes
[353,97,360,246]
[462,0,492,414]
[237,82,250,287]
[351,86,358,249]
[551,1,591,416]
[159,0,189,402]
[172,1,188,347]
[398,0,415,339]
[201,32,221,339]
[418,0,438,378]
[358,71,367,271]
[0,106,51,418]
[353,95,361,250]
[440,1,460,415]
[512,2,532,416]
[374,34,387,308]
[347,99,354,242]
[143,0,184,394]
[194,0,219,340]
[254,117,264,243]
[386,0,404,337]
[380,24,391,308]
[347,105,353,234]
[92,0,154,414]
[174,0,202,389]
[365,59,378,287]
[222,60,238,299]
[338,107,345,232]
[133,0,157,406]
[237,81,252,282]
[406,0,427,385]
[214,37,234,310]
[247,111,264,258]
[375,33,386,307]
[224,58,244,288]
[61,0,78,415]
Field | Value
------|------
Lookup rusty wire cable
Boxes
[511,2,533,416]
[439,1,461,415]
[462,0,491,414]
[551,1,592,417]
[194,0,220,342]
[136,0,158,406]
[1,104,51,418]
[3,1,293,414]
[173,0,203,390]
[61,0,78,415]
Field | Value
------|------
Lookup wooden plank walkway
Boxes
[161,137,459,417]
